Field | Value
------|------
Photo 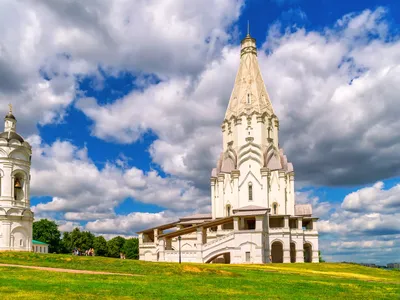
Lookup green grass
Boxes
[0,252,398,299]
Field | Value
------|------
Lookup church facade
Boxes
[0,106,34,251]
[138,33,319,263]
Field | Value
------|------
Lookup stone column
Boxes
[196,227,204,263]
[2,221,11,248]
[231,170,240,209]
[284,216,289,229]
[138,233,143,246]
[153,229,159,245]
[298,218,303,230]
[217,174,225,217]
[260,168,269,206]
[158,239,165,261]
[283,247,291,263]
[233,217,239,231]
[210,178,216,219]
[296,244,304,263]
[255,216,263,230]
[240,218,245,230]
[288,173,295,215]
[312,220,317,231]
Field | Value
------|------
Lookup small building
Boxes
[32,240,49,253]
[138,31,319,264]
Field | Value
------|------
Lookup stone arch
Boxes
[11,226,28,249]
[204,249,233,264]
[12,169,27,201]
[143,250,153,261]
[181,243,192,250]
[6,208,22,216]
[9,148,30,161]
[21,209,33,218]
[290,242,296,263]
[271,240,284,263]
[304,242,312,263]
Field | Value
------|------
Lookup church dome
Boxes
[4,112,16,120]
[0,131,24,142]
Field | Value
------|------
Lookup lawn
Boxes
[0,252,398,299]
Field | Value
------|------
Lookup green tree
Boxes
[107,236,126,258]
[319,251,325,263]
[75,231,95,251]
[61,231,73,253]
[93,236,107,256]
[32,219,61,253]
[122,238,139,259]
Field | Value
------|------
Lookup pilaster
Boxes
[210,177,216,219]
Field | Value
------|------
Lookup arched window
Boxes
[273,203,278,215]
[248,182,253,201]
[247,93,251,104]
[226,205,231,217]
[13,173,25,201]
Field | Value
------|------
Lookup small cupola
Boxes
[4,104,16,133]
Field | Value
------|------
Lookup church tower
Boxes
[0,105,33,251]
[210,32,295,219]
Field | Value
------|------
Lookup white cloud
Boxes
[342,182,400,213]
[299,181,400,264]
[75,8,400,190]
[0,0,243,136]
[29,135,209,218]
[85,211,178,235]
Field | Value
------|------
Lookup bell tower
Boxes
[0,105,34,251]
[210,32,295,219]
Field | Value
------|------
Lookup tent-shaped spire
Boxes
[224,33,274,121]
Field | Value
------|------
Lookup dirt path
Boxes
[0,263,141,276]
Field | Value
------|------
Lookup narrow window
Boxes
[247,94,251,104]
[273,203,277,215]
[248,182,253,201]
[245,252,250,262]
[226,205,231,217]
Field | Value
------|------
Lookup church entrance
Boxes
[304,243,312,263]
[290,242,296,263]
[271,241,283,263]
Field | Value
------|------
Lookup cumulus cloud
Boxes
[0,0,243,136]
[29,135,209,219]
[85,211,178,235]
[299,181,400,263]
[75,8,400,190]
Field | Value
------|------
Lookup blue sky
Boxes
[1,0,399,264]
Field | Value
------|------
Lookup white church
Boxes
[0,105,34,251]
[138,33,319,263]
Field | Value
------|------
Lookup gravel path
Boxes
[0,263,140,276]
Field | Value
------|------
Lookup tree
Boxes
[122,238,139,259]
[319,251,325,263]
[76,231,95,251]
[93,236,107,256]
[107,236,126,258]
[61,231,73,253]
[33,219,61,253]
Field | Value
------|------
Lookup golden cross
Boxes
[8,103,12,113]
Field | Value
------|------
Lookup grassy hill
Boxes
[0,252,398,299]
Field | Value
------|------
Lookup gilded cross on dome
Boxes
[8,103,12,113]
